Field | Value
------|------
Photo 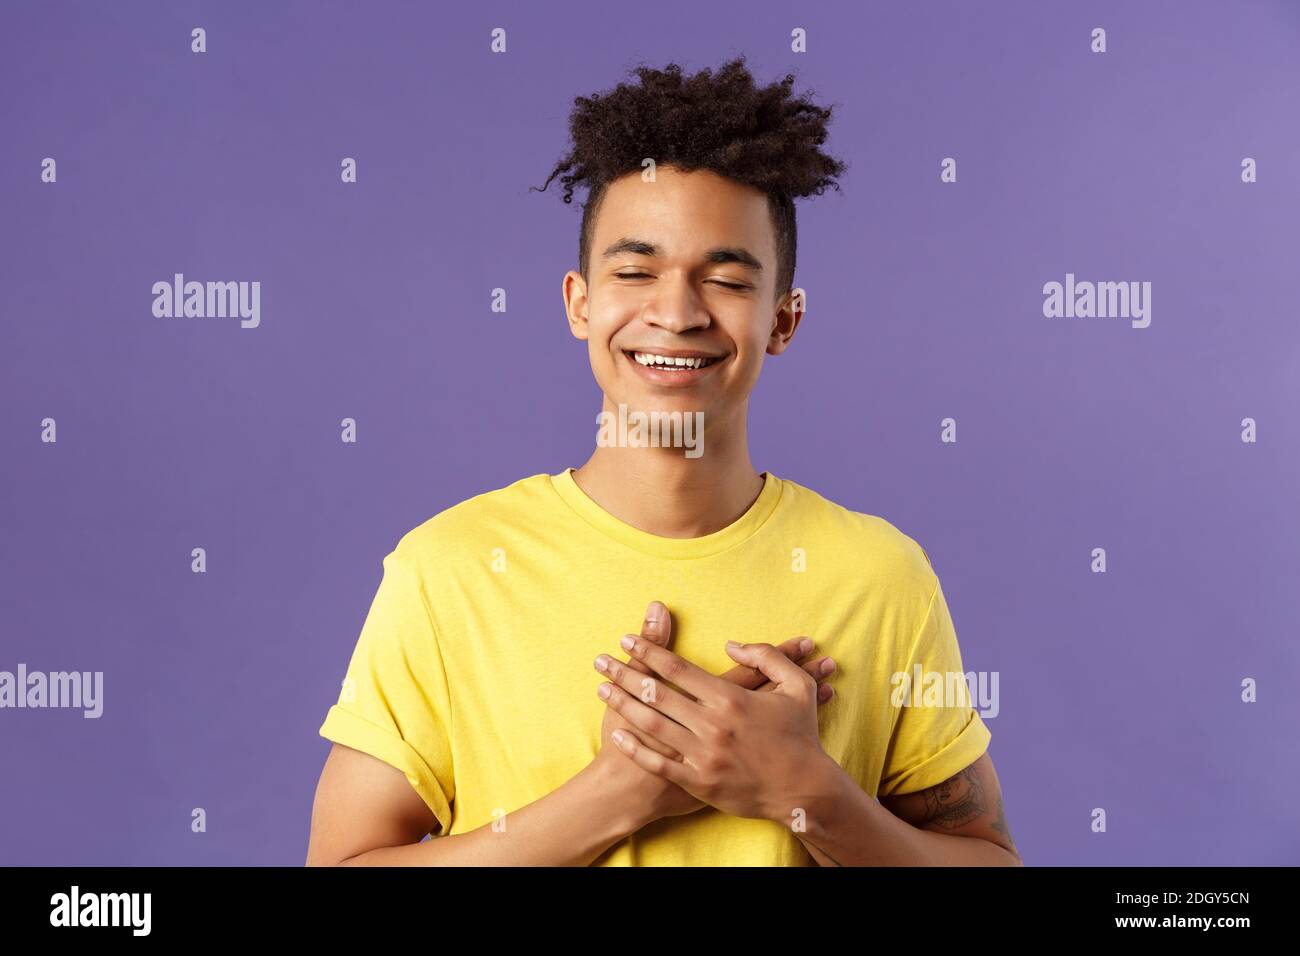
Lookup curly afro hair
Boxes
[533,57,847,299]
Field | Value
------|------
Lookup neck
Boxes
[572,403,764,539]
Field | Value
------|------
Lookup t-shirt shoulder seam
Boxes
[382,545,458,809]
[887,576,943,739]
[903,577,943,667]
[411,559,456,793]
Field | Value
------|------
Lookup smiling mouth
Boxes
[623,350,723,371]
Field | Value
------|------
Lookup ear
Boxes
[766,286,804,356]
[563,269,590,341]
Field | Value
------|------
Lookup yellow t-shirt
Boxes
[318,468,991,865]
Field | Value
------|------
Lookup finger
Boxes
[609,727,697,789]
[758,655,835,692]
[720,636,812,689]
[724,641,816,699]
[627,603,704,705]
[604,711,682,760]
[625,601,672,677]
[595,652,701,734]
[620,632,729,708]
[597,679,695,756]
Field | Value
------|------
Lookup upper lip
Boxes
[623,347,725,359]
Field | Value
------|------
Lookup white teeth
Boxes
[632,352,715,369]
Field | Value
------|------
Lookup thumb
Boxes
[627,601,671,674]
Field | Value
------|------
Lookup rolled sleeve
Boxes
[318,548,456,833]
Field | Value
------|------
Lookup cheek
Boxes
[584,297,635,350]
[583,320,626,387]
[587,339,618,381]
[734,327,772,369]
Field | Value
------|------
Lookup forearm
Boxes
[781,755,1022,866]
[339,761,643,866]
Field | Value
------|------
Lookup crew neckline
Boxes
[548,467,785,560]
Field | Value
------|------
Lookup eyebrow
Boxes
[600,237,764,272]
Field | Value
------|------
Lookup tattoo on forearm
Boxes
[919,763,1018,855]
[920,765,987,828]
[990,790,1017,852]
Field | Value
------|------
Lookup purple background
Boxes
[2,0,1298,866]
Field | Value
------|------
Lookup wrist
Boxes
[582,754,656,839]
[763,748,846,828]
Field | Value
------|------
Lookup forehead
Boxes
[592,167,775,259]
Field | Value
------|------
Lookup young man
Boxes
[306,58,1019,866]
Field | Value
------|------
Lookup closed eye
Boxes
[613,272,750,292]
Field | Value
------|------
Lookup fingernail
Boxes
[597,683,611,699]
[612,730,625,746]
[822,658,836,675]
[799,638,813,655]
[726,640,742,649]
[620,635,636,651]
[594,654,610,673]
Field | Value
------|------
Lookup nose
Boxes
[638,272,711,335]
